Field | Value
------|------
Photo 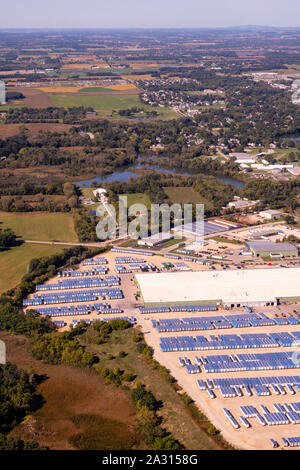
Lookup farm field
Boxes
[0,243,71,293]
[0,211,78,242]
[49,93,177,119]
[164,187,214,210]
[81,326,222,450]
[4,87,51,108]
[50,93,141,114]
[1,331,140,450]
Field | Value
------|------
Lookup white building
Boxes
[92,188,107,199]
[0,81,5,105]
[138,232,173,247]
[259,210,282,220]
[135,267,300,308]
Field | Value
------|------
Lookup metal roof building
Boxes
[135,267,300,308]
[0,81,5,105]
[245,241,298,258]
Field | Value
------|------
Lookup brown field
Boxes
[0,70,35,75]
[129,63,160,69]
[1,165,69,180]
[122,74,153,80]
[103,84,138,91]
[1,331,141,450]
[38,87,84,93]
[0,123,73,138]
[8,87,51,108]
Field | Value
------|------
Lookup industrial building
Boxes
[248,228,284,239]
[245,241,298,258]
[135,267,300,308]
[138,232,173,247]
[0,81,5,105]
[259,210,282,220]
[174,218,240,238]
[230,152,257,164]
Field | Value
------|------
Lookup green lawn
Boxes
[159,238,183,248]
[125,193,151,209]
[80,188,95,199]
[49,93,177,120]
[164,187,214,210]
[0,243,70,293]
[0,211,78,242]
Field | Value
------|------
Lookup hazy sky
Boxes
[0,0,300,29]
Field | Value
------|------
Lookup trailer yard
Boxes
[23,246,300,450]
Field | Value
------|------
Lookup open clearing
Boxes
[0,211,78,242]
[0,243,71,293]
[0,331,140,450]
[0,123,73,138]
[125,193,152,209]
[164,187,214,210]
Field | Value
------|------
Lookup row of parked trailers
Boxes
[58,267,108,277]
[159,331,300,352]
[81,257,108,265]
[33,303,123,317]
[152,312,292,333]
[152,312,300,334]
[140,305,217,315]
[186,351,300,374]
[36,276,120,291]
[114,257,145,264]
[111,247,155,256]
[198,375,300,398]
[282,436,300,447]
[226,404,300,430]
[23,288,123,306]
[72,316,136,327]
[115,263,150,274]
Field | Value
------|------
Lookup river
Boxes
[76,163,244,189]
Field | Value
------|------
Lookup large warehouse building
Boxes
[135,267,300,308]
[246,241,298,258]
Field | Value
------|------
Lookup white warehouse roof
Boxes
[135,267,300,306]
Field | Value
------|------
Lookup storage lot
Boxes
[24,247,300,449]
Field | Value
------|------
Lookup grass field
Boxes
[0,243,71,293]
[125,193,151,209]
[49,93,177,120]
[80,188,95,198]
[81,327,222,450]
[164,187,214,211]
[1,331,140,450]
[0,212,78,242]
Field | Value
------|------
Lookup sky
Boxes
[0,0,300,29]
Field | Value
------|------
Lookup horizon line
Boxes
[1,25,300,31]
